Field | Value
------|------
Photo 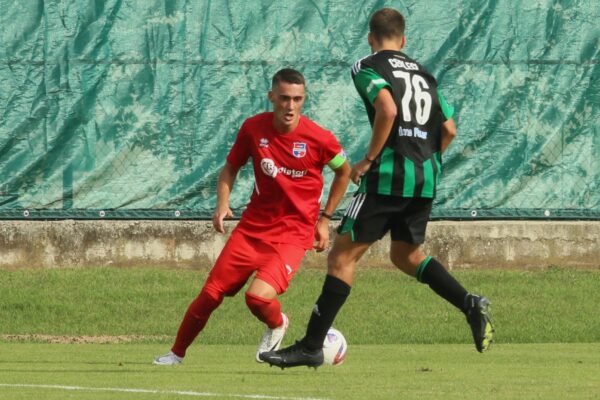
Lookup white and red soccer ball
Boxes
[323,328,347,366]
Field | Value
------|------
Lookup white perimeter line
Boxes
[0,383,330,400]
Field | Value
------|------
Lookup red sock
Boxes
[245,292,283,329]
[171,287,222,357]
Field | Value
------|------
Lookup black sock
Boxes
[301,274,351,350]
[416,257,468,312]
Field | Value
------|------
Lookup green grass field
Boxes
[1,267,599,399]
[1,343,599,399]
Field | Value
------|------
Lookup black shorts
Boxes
[337,192,433,244]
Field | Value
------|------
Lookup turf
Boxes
[1,267,599,344]
[1,267,599,399]
[0,343,599,400]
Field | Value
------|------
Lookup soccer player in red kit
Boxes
[154,68,350,365]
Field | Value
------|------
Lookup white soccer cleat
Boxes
[153,351,183,365]
[256,313,289,363]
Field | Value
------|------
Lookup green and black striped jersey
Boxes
[351,50,455,198]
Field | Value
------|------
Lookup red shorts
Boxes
[205,229,306,296]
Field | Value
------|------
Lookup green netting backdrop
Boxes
[0,0,598,220]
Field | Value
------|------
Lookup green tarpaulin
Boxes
[1,0,598,219]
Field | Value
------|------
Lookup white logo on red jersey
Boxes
[260,158,307,179]
[285,264,292,275]
[259,138,269,148]
[260,158,278,178]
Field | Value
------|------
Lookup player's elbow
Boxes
[442,119,457,140]
[374,91,397,121]
[218,163,240,187]
[443,129,457,144]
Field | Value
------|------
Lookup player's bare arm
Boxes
[212,162,240,233]
[314,161,351,252]
[350,88,397,185]
[440,118,457,154]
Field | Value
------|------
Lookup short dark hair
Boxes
[271,68,305,88]
[369,8,405,41]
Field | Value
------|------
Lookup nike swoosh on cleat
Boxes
[268,339,283,352]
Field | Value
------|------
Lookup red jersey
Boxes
[226,112,343,249]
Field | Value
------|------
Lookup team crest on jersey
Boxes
[292,142,307,158]
[259,138,269,148]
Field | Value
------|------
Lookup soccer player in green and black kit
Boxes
[260,8,495,368]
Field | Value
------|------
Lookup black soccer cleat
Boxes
[465,294,495,352]
[259,341,324,369]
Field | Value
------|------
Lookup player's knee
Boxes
[327,259,347,278]
[390,252,420,276]
[327,249,349,272]
[245,292,270,313]
[187,285,224,320]
[201,283,224,304]
[326,254,356,285]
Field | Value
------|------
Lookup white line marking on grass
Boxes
[0,383,330,400]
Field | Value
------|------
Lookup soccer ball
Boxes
[322,327,347,366]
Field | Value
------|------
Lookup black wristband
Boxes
[320,211,333,220]
[365,154,375,163]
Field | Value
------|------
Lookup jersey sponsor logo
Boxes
[260,158,307,179]
[259,138,269,148]
[399,127,428,140]
[292,142,307,158]
[279,166,307,178]
[388,58,419,71]
[260,158,278,178]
